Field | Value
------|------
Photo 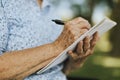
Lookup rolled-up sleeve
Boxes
[0,3,8,54]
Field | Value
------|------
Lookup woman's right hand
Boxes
[54,17,91,50]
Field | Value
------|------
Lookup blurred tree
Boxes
[71,0,110,23]
[71,0,96,23]
[110,0,120,56]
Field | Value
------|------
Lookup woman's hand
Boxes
[54,17,91,50]
[68,32,99,61]
[54,17,99,75]
[62,32,99,75]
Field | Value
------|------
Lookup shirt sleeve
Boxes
[0,3,9,54]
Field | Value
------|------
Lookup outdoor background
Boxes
[50,0,120,80]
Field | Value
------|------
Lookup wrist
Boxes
[51,41,65,55]
[53,34,75,51]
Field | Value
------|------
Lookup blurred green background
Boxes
[50,0,120,80]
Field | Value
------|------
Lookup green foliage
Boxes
[69,51,120,80]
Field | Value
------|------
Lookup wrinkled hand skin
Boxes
[63,32,99,75]
[55,17,99,75]
[55,17,91,50]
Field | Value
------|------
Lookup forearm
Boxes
[0,42,62,80]
[15,57,55,80]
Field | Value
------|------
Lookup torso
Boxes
[1,0,67,80]
[4,0,63,51]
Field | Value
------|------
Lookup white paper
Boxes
[36,17,117,74]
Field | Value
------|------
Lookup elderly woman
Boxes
[0,0,99,80]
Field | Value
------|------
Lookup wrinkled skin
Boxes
[55,17,99,74]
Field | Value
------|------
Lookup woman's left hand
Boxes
[63,32,99,75]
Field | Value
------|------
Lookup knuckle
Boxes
[80,21,89,27]
[80,17,88,22]
[84,20,89,23]
[83,23,89,28]
[84,37,89,41]
[87,50,93,55]
[66,20,74,25]
[78,41,83,47]
[77,17,86,20]
[84,21,90,25]
[79,40,83,44]
[65,24,72,31]
[75,17,85,22]
[83,19,88,23]
[65,22,71,27]
[82,20,91,28]
[76,17,82,20]
[92,41,96,45]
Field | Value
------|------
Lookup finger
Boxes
[84,49,92,57]
[74,29,88,38]
[74,21,91,30]
[75,49,91,64]
[78,49,91,59]
[90,32,99,50]
[76,41,83,55]
[80,29,88,35]
[73,29,88,40]
[68,50,78,60]
[83,36,90,52]
[69,17,87,25]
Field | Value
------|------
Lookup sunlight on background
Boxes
[53,0,85,20]
[92,2,112,23]
[93,56,120,68]
[92,2,112,53]
[96,32,112,52]
[53,0,74,20]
